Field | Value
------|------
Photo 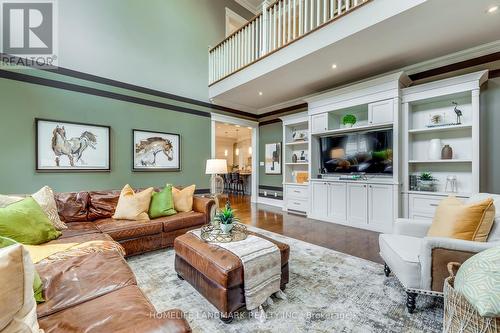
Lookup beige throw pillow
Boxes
[0,244,43,332]
[427,196,495,242]
[172,185,196,212]
[32,186,67,230]
[112,185,153,220]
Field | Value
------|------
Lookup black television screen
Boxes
[320,129,393,174]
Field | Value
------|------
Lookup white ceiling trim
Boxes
[234,0,261,15]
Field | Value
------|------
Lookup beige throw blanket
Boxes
[190,228,283,314]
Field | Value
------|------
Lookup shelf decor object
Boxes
[342,114,357,128]
[428,139,442,160]
[200,223,248,243]
[442,145,453,159]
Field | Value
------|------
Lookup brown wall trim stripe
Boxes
[408,52,500,81]
[259,118,282,126]
[259,185,283,191]
[0,53,258,120]
[0,69,211,118]
[258,103,308,119]
[490,69,500,79]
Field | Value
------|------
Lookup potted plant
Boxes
[418,172,437,192]
[213,201,240,234]
[342,114,357,128]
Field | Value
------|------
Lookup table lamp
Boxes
[206,159,227,195]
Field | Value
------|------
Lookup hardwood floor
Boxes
[225,194,384,264]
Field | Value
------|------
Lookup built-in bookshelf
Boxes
[402,70,488,200]
[280,112,310,215]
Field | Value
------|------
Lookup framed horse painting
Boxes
[132,129,181,171]
[36,119,111,172]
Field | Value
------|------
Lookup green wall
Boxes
[0,74,211,194]
[259,122,283,188]
[57,0,253,102]
[480,77,500,194]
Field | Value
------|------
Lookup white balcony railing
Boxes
[208,0,371,85]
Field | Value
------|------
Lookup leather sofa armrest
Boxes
[192,196,216,224]
[420,237,499,292]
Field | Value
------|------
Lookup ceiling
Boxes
[235,0,262,15]
[215,122,252,141]
[215,0,500,113]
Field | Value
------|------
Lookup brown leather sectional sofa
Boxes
[33,188,215,333]
[54,189,215,257]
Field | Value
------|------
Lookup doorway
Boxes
[211,114,258,203]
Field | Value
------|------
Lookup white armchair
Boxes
[379,194,500,313]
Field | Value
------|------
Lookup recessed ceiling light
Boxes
[487,5,498,13]
[235,125,241,128]
[331,64,338,69]
[258,91,263,96]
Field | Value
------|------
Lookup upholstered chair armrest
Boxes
[393,218,432,237]
[192,196,216,224]
[419,237,499,292]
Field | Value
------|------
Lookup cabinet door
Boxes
[347,183,368,225]
[328,183,347,221]
[311,114,328,134]
[368,100,394,125]
[311,182,329,218]
[368,184,394,232]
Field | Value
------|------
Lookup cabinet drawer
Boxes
[409,195,443,215]
[286,185,308,199]
[287,198,308,212]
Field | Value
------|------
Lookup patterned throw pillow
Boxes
[32,186,67,230]
[454,246,500,317]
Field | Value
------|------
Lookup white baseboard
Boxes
[257,196,284,208]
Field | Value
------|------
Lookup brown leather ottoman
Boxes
[174,231,289,323]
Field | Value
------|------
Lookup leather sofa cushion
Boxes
[95,218,163,241]
[174,232,290,289]
[54,192,89,222]
[45,231,116,245]
[59,222,100,239]
[161,211,206,233]
[38,286,191,333]
[36,251,136,318]
[87,190,120,221]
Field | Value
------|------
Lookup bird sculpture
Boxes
[452,102,463,125]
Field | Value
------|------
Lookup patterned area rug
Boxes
[127,227,443,333]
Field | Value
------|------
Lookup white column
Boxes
[261,0,270,55]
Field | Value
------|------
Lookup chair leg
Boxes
[406,292,417,314]
[384,263,391,277]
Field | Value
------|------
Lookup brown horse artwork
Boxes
[51,126,97,166]
[134,137,174,167]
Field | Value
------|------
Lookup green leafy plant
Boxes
[342,114,357,125]
[214,201,240,225]
[419,172,434,181]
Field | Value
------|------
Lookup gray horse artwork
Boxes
[51,125,97,166]
[134,137,174,167]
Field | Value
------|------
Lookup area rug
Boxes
[127,227,443,333]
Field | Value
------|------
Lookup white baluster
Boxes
[323,0,327,22]
[292,0,297,38]
[304,0,308,33]
[337,0,342,15]
[310,0,314,30]
[288,0,292,43]
[330,0,334,18]
[299,0,303,36]
[261,2,268,55]
[278,2,282,47]
[316,0,320,26]
[346,0,350,10]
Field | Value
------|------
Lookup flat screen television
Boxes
[319,129,393,174]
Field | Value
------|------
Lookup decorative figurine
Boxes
[452,102,463,125]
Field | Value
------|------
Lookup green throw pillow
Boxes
[149,184,177,219]
[0,197,61,245]
[0,236,44,303]
[455,246,500,317]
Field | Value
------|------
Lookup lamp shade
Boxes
[205,159,227,174]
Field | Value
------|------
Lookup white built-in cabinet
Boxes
[347,183,368,226]
[310,180,394,233]
[368,99,394,125]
